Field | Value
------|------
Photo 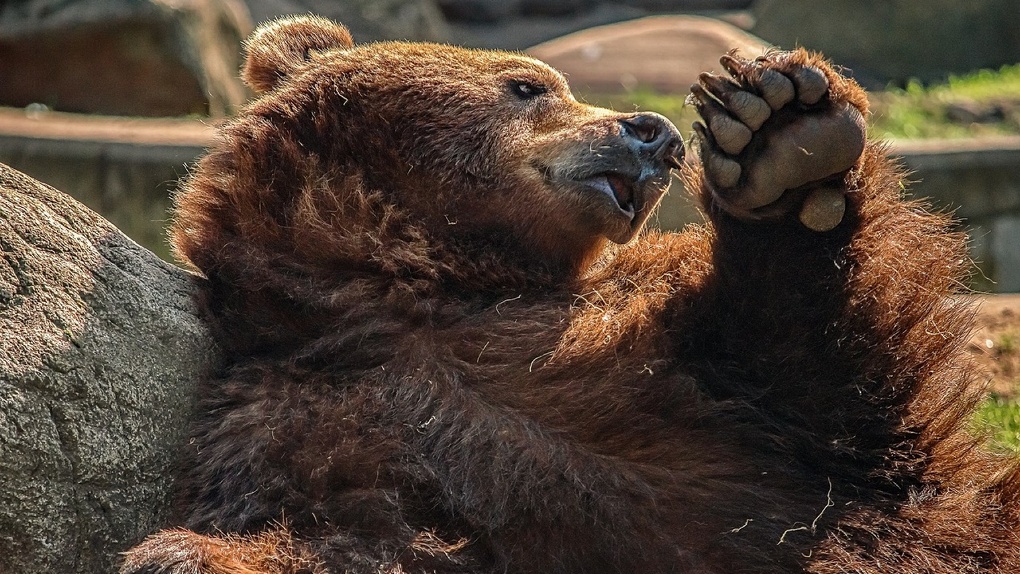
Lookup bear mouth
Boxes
[579,172,638,220]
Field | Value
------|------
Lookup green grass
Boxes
[870,64,1020,139]
[940,65,1020,101]
[974,395,1020,453]
[996,332,1017,355]
[578,64,1020,140]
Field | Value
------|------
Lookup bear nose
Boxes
[620,112,684,167]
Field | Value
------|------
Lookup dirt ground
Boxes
[968,294,1020,397]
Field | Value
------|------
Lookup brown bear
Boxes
[122,15,1020,574]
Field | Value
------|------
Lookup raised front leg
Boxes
[669,50,1016,572]
[675,49,972,466]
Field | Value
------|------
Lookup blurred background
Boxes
[0,0,1017,286]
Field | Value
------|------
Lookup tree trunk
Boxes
[0,162,215,573]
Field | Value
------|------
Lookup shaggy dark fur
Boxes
[123,15,1020,574]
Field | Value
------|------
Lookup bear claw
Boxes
[756,68,796,111]
[696,73,771,130]
[690,84,752,156]
[791,65,829,105]
[694,122,741,189]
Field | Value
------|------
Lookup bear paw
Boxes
[689,50,867,231]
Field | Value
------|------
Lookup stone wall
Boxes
[894,136,1020,293]
[0,109,212,261]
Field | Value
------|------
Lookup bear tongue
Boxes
[584,174,635,218]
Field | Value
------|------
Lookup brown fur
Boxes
[123,16,1020,574]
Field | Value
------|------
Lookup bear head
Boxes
[171,16,683,356]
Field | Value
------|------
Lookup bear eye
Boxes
[510,81,548,99]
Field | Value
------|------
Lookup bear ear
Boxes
[242,15,354,94]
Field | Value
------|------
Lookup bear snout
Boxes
[619,112,684,169]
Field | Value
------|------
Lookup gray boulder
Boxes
[0,163,215,573]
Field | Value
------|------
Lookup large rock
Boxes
[436,0,595,22]
[0,0,253,117]
[620,0,752,8]
[442,2,755,50]
[752,0,1020,86]
[0,163,215,573]
[242,0,449,43]
[435,0,752,23]
[447,3,647,49]
[527,15,770,94]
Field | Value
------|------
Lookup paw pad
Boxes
[690,51,866,231]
